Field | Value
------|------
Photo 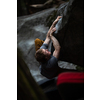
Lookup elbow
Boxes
[56,46,61,51]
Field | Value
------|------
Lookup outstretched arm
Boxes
[50,28,61,59]
[44,16,62,45]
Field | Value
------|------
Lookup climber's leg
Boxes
[35,38,44,51]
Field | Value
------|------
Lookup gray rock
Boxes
[17,0,84,82]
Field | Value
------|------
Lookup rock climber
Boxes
[35,16,77,79]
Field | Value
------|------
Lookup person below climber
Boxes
[35,16,77,79]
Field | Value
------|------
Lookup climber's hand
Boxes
[53,16,62,26]
[50,27,56,36]
[47,16,62,35]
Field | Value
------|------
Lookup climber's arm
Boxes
[50,28,61,59]
[48,16,62,35]
[44,16,62,45]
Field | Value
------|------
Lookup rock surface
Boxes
[54,0,84,67]
[17,49,48,100]
[17,0,84,82]
[17,8,57,82]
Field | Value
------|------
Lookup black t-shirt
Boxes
[39,43,59,79]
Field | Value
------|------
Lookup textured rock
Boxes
[54,0,84,67]
[17,49,48,100]
[17,0,84,82]
[17,8,58,82]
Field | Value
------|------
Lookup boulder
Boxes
[17,0,84,82]
[54,0,84,67]
[17,49,48,100]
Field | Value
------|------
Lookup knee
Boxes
[35,38,41,43]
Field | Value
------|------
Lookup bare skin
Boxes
[42,49,51,60]
[44,16,62,45]
[49,28,78,72]
[36,16,78,76]
[42,16,62,59]
[50,27,61,59]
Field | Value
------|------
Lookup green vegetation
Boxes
[46,10,57,27]
[76,66,84,72]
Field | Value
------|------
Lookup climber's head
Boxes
[35,49,51,63]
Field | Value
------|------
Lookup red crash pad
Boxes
[57,72,84,100]
[57,72,84,85]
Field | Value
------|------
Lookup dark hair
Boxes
[35,49,47,63]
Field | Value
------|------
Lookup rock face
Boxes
[17,49,48,100]
[54,0,84,67]
[17,0,84,82]
[17,8,55,82]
